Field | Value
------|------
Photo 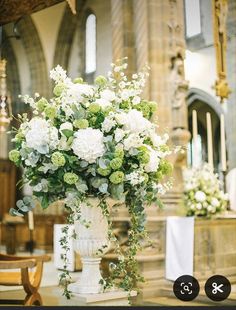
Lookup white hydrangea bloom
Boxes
[72,128,105,163]
[25,118,59,154]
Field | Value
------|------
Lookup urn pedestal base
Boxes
[58,290,137,306]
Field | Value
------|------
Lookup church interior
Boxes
[0,0,236,307]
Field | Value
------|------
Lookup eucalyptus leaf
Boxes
[9,208,23,217]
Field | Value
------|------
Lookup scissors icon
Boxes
[212,282,224,294]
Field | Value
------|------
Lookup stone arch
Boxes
[2,30,21,114]
[53,0,86,72]
[187,87,224,117]
[17,15,49,97]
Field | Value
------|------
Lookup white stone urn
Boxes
[68,197,110,294]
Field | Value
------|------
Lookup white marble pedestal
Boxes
[58,290,137,306]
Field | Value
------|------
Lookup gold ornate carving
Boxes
[0,59,11,132]
[212,0,231,102]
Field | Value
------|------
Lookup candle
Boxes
[220,114,227,172]
[206,112,213,170]
[192,110,198,167]
[28,211,34,230]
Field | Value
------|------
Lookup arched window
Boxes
[85,13,96,75]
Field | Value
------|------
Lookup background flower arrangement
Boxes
[183,163,228,217]
[9,59,173,296]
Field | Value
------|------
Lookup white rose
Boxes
[118,109,153,133]
[101,118,116,133]
[68,83,94,101]
[195,191,206,202]
[144,148,160,172]
[59,122,73,135]
[123,133,143,150]
[72,128,105,163]
[114,128,126,142]
[95,98,112,109]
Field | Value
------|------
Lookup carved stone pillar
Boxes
[110,0,136,76]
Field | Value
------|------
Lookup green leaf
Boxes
[41,195,49,209]
[61,129,73,138]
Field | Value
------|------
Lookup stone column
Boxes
[110,0,136,76]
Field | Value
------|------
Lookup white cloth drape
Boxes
[165,216,195,281]
[226,168,236,211]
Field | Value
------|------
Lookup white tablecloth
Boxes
[226,168,236,211]
[165,216,194,281]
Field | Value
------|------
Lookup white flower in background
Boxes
[123,133,143,150]
[211,197,220,207]
[72,128,105,163]
[101,117,116,133]
[114,128,126,142]
[100,89,116,101]
[120,109,153,133]
[59,122,73,135]
[144,148,160,172]
[132,96,141,105]
[207,205,216,213]
[195,190,206,202]
[126,171,145,186]
[155,184,166,195]
[25,118,58,154]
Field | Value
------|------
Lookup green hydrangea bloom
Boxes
[109,171,124,184]
[73,77,84,84]
[137,146,150,164]
[95,75,107,86]
[136,102,151,119]
[53,83,65,96]
[110,158,123,170]
[143,173,149,183]
[15,132,24,141]
[36,98,48,112]
[51,152,66,167]
[64,172,79,185]
[89,103,101,114]
[97,167,111,176]
[160,160,173,175]
[149,101,157,113]
[9,150,20,163]
[44,106,57,119]
[114,147,124,159]
[120,100,131,110]
[73,119,89,129]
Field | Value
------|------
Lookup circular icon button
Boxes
[173,275,200,301]
[205,275,231,302]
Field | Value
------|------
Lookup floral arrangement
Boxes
[183,163,228,217]
[9,59,172,296]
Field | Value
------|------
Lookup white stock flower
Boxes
[25,118,59,154]
[195,191,206,202]
[72,128,105,163]
[50,65,68,84]
[144,148,160,172]
[126,171,145,186]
